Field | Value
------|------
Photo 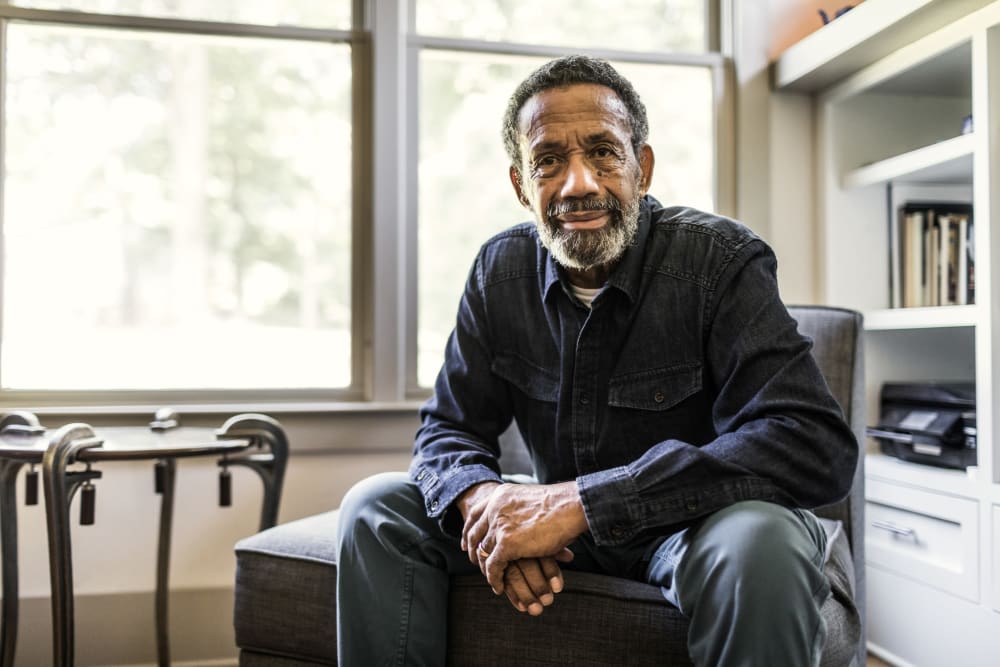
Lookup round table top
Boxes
[0,426,251,464]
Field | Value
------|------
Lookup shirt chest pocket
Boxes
[608,362,702,411]
[491,352,559,403]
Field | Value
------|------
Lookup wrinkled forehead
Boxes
[516,83,632,145]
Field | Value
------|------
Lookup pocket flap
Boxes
[492,353,559,402]
[608,363,702,411]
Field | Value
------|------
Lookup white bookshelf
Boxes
[774,1,1000,663]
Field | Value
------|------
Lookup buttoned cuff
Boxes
[411,463,502,535]
[577,465,643,546]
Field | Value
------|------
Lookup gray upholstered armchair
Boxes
[233,305,866,666]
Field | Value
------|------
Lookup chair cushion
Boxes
[234,512,859,666]
[234,511,340,664]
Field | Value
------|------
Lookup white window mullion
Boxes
[367,0,410,402]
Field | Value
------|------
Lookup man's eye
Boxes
[593,146,615,158]
[538,156,558,166]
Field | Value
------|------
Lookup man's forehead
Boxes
[517,83,631,142]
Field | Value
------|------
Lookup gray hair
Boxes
[502,55,649,175]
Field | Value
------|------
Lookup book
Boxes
[901,209,924,308]
[957,215,968,305]
[892,201,973,308]
[965,218,975,304]
[926,217,938,306]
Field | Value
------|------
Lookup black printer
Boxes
[866,382,976,470]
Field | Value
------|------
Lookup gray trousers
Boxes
[336,472,831,666]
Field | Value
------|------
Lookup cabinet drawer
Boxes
[865,478,979,602]
[993,505,1000,612]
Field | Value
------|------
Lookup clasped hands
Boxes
[456,480,588,616]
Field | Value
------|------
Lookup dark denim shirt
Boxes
[411,196,858,546]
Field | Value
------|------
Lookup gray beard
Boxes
[537,195,641,271]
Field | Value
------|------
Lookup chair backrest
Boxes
[787,304,866,664]
[786,306,865,535]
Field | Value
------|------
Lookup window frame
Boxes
[0,1,370,408]
[0,0,732,411]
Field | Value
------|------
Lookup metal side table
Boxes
[0,410,288,667]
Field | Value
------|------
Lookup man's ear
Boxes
[509,165,532,209]
[638,144,655,195]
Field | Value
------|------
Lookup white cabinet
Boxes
[773,1,1000,664]
[866,478,979,602]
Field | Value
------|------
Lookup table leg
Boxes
[216,414,289,531]
[0,460,24,667]
[0,410,45,667]
[154,458,176,667]
[42,424,103,667]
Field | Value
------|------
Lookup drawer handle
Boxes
[871,519,918,540]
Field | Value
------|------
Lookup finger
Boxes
[466,515,489,565]
[555,547,575,563]
[502,564,534,614]
[475,537,493,573]
[484,551,507,594]
[516,558,554,609]
[461,505,484,556]
[477,541,492,577]
[539,557,564,594]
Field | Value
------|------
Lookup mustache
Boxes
[546,196,622,220]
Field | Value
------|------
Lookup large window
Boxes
[1,2,354,393]
[414,1,719,387]
[0,1,725,404]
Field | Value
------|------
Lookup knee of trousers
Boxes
[336,471,434,556]
[677,500,827,610]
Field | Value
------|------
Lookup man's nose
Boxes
[560,155,600,199]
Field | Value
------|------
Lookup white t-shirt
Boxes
[570,283,601,309]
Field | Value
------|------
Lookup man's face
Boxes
[510,83,653,271]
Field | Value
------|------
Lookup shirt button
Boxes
[431,500,439,511]
[416,471,426,481]
[580,395,590,405]
[610,525,625,538]
[654,391,665,403]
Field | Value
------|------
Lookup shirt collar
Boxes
[541,195,655,305]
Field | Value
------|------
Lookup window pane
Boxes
[11,0,351,29]
[417,0,706,53]
[417,52,536,387]
[3,23,352,390]
[417,51,714,387]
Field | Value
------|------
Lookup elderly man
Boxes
[336,55,857,666]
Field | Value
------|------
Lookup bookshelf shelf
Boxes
[773,0,994,92]
[843,134,974,189]
[863,304,978,330]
